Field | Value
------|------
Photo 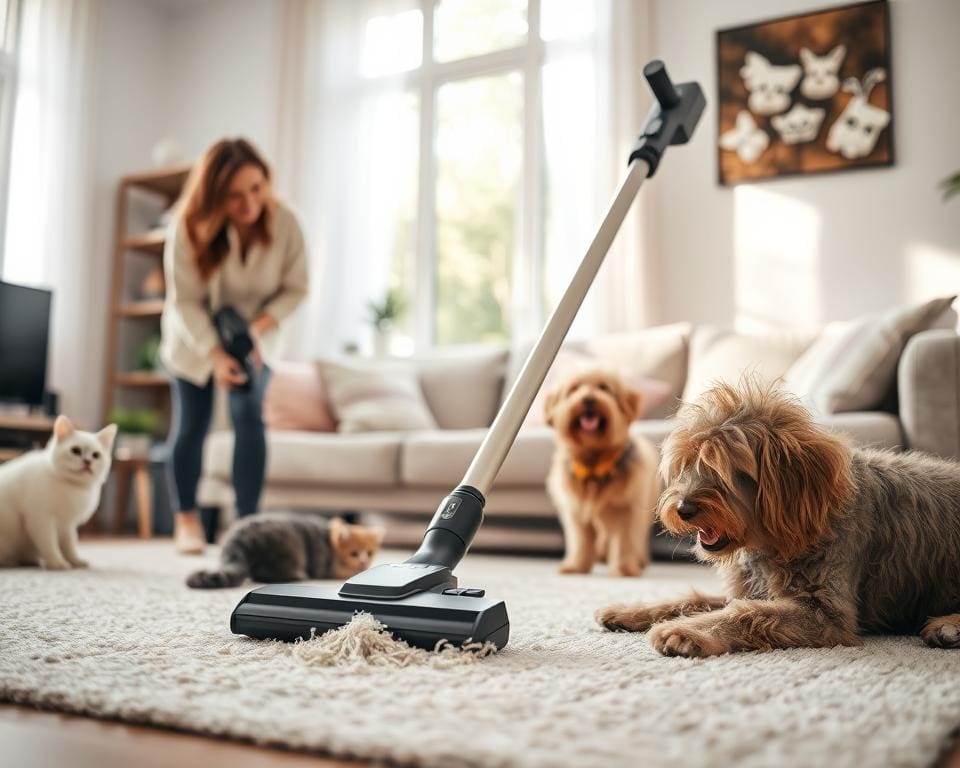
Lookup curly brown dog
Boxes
[544,367,659,576]
[596,380,960,656]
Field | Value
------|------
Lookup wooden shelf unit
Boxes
[102,164,191,432]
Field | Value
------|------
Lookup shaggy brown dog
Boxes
[544,368,659,576]
[596,381,960,656]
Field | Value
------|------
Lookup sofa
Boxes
[198,313,960,554]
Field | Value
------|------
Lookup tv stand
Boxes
[0,413,57,463]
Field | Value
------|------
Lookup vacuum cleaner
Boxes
[212,306,257,392]
[230,60,705,651]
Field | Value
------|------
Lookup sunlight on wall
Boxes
[733,184,822,332]
[904,242,960,323]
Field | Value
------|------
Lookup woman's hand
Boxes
[210,347,248,390]
[248,313,276,373]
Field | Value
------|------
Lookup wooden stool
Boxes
[113,458,153,538]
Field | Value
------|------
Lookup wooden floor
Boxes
[0,704,365,768]
[2,702,958,768]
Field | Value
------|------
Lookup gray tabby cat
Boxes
[186,512,383,589]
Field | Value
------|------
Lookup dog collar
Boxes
[569,443,634,483]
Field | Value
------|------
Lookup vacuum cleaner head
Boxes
[231,584,509,650]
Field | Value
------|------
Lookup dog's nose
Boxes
[676,500,700,521]
[583,396,596,410]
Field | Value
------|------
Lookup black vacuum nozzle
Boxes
[212,306,257,391]
[629,59,705,176]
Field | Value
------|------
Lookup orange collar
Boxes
[568,444,633,483]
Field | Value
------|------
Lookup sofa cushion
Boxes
[785,296,956,414]
[318,359,437,433]
[584,323,691,418]
[682,326,814,404]
[204,429,403,486]
[263,361,335,432]
[414,346,509,429]
[503,323,691,420]
[401,428,555,487]
[818,411,903,449]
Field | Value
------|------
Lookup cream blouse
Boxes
[160,201,308,386]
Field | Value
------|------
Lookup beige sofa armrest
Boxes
[897,329,960,459]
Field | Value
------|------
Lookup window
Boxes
[343,0,609,352]
[0,0,20,273]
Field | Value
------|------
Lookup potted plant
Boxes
[941,171,960,201]
[366,288,406,357]
[108,406,161,460]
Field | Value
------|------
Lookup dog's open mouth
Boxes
[577,412,606,434]
[696,526,730,552]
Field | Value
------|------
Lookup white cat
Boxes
[0,416,116,569]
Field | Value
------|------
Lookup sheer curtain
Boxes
[278,0,420,360]
[541,0,654,339]
[2,0,100,422]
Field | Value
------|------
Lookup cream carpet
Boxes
[2,541,959,768]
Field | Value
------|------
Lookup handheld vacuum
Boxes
[212,306,257,391]
[230,60,705,651]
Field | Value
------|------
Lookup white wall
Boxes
[651,0,960,331]
[88,0,173,426]
[163,0,282,163]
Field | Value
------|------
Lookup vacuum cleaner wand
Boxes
[230,60,704,651]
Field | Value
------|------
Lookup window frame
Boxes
[360,0,597,349]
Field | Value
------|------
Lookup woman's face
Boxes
[224,164,268,227]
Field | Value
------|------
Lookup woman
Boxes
[161,138,307,554]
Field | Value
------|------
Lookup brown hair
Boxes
[178,138,275,280]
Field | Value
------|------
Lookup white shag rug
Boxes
[2,541,959,768]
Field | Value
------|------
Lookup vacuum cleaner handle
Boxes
[457,61,705,501]
[394,60,705,577]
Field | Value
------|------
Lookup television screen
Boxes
[0,281,52,407]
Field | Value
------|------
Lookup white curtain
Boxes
[3,0,100,422]
[278,0,419,360]
[541,0,654,339]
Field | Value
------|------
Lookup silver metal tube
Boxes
[461,159,651,496]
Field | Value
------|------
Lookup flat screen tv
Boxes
[0,280,52,407]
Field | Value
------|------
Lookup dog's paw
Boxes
[68,559,90,569]
[921,616,960,648]
[649,621,728,657]
[43,558,71,571]
[611,560,645,577]
[558,561,591,574]
[595,603,654,632]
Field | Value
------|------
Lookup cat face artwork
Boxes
[771,103,826,145]
[739,52,802,115]
[330,517,385,579]
[50,416,117,485]
[826,69,890,160]
[799,45,846,100]
[719,110,770,164]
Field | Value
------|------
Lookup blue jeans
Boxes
[167,366,271,519]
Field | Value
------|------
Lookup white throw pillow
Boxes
[318,359,437,433]
[682,326,815,404]
[784,296,956,414]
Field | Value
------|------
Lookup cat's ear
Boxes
[328,517,348,546]
[97,424,118,450]
[372,526,386,545]
[53,415,75,442]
